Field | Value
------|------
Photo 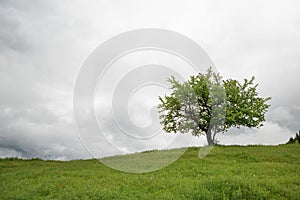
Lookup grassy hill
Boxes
[1,145,300,199]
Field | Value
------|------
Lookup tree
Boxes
[286,130,300,144]
[158,68,271,145]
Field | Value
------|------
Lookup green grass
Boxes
[1,145,300,199]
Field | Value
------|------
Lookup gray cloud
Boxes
[0,0,299,160]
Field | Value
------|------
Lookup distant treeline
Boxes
[287,130,300,144]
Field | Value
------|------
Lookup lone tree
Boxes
[158,68,271,145]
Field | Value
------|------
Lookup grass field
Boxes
[1,145,300,199]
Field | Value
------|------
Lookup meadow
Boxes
[1,145,300,199]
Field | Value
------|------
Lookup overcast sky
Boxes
[0,0,300,160]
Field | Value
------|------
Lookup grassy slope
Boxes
[1,145,300,200]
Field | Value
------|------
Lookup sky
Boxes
[0,0,299,160]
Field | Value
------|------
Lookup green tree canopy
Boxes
[158,68,271,145]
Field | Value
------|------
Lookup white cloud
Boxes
[218,122,294,145]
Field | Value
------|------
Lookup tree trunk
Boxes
[206,129,215,145]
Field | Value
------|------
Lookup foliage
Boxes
[286,130,300,144]
[1,145,300,199]
[158,68,271,145]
